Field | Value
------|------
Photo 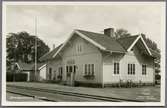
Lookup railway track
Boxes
[7,85,143,102]
[7,90,55,101]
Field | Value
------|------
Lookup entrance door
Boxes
[66,65,76,86]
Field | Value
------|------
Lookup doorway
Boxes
[66,65,76,86]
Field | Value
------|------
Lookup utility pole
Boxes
[34,16,37,81]
[11,35,18,82]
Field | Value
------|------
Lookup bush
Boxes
[155,74,161,80]
[83,75,95,80]
[7,72,28,82]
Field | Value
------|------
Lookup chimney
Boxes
[104,28,115,37]
[53,44,55,50]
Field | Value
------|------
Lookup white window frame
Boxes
[58,66,63,76]
[76,43,82,53]
[113,62,119,75]
[91,64,95,76]
[128,63,135,75]
[84,64,95,76]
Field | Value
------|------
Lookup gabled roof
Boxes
[16,62,34,71]
[16,62,47,72]
[52,29,126,58]
[117,35,138,50]
[39,44,62,62]
[41,29,155,59]
[77,29,126,53]
[32,62,46,70]
[117,34,152,56]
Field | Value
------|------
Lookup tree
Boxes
[6,31,50,65]
[141,33,160,53]
[115,28,160,53]
[115,28,131,38]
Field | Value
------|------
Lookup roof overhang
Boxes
[38,64,46,70]
[106,50,125,54]
[15,63,21,70]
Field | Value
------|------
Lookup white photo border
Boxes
[1,1,166,106]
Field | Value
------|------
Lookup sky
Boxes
[5,2,165,50]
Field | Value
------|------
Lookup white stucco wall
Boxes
[103,45,154,84]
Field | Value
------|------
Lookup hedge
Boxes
[7,72,28,82]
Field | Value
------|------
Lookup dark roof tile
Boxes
[39,44,62,61]
[17,62,34,71]
[77,29,126,53]
[117,35,138,50]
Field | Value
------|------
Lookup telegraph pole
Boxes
[34,16,37,81]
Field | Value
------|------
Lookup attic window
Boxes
[77,44,82,53]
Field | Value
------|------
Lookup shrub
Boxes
[155,74,161,80]
[57,75,62,79]
[83,75,95,80]
[7,72,28,82]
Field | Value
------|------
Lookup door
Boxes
[66,65,76,86]
[49,68,52,80]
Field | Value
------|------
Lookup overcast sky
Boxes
[5,2,165,50]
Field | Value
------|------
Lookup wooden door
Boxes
[66,65,76,86]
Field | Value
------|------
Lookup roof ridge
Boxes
[117,35,139,40]
[76,29,107,37]
[76,29,126,53]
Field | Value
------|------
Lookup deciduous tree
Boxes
[6,31,50,65]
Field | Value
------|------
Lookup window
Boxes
[142,64,147,75]
[66,65,76,77]
[84,64,95,75]
[114,62,119,74]
[66,66,70,77]
[85,64,87,75]
[79,44,82,52]
[77,44,82,53]
[58,67,63,79]
[88,64,91,75]
[74,65,76,74]
[69,66,72,72]
[91,64,94,75]
[66,66,68,73]
[133,64,135,74]
[58,67,63,76]
[49,68,52,80]
[128,64,135,75]
[53,71,56,80]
